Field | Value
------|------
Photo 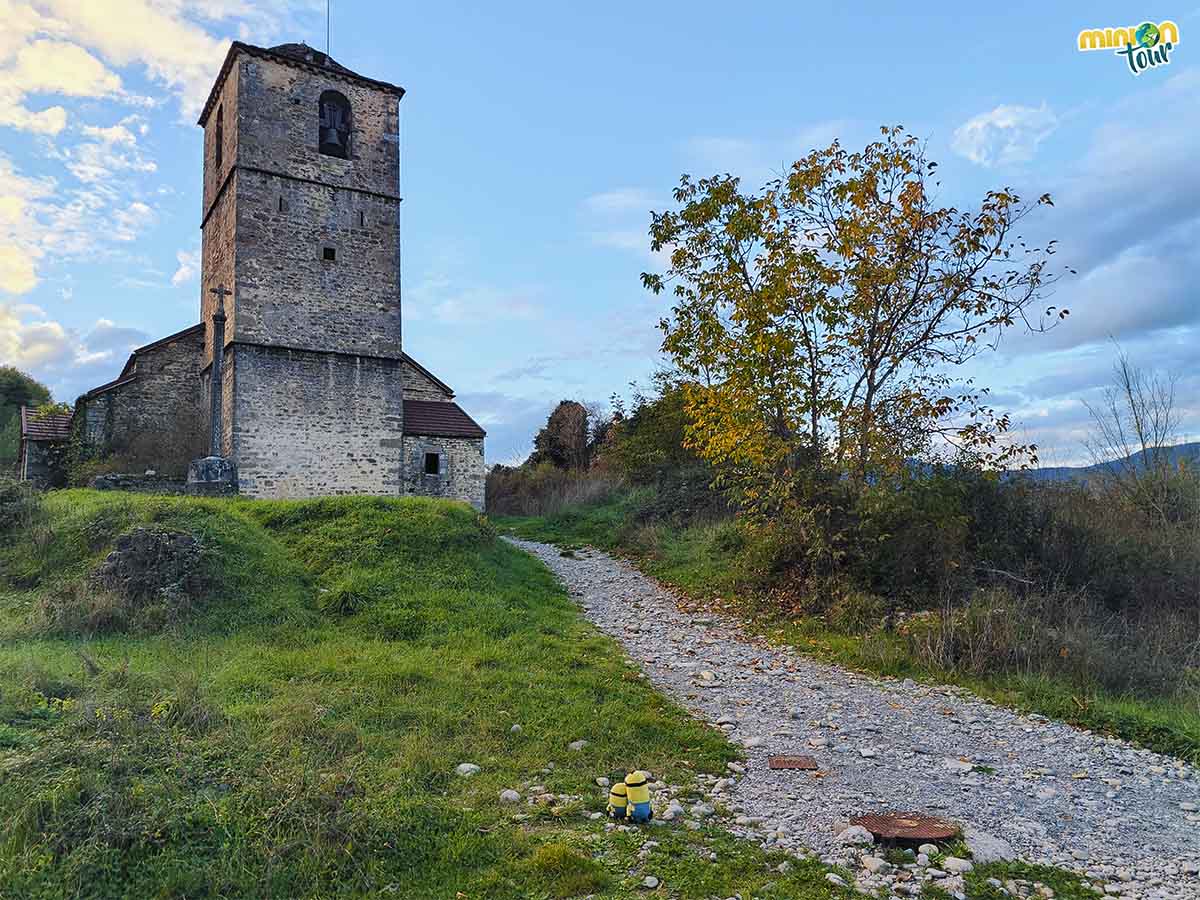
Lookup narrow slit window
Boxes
[359,210,365,227]
[278,196,286,212]
[322,247,336,262]
[214,105,223,170]
[423,452,440,475]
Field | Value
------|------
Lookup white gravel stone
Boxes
[836,825,875,846]
[506,537,1200,895]
[640,875,660,889]
[455,763,481,777]
[964,827,1015,864]
[943,856,973,874]
[568,739,589,751]
[499,789,521,803]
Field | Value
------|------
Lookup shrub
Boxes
[897,586,1199,699]
[486,463,622,517]
[827,589,887,635]
[0,476,41,538]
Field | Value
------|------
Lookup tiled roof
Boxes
[19,406,72,441]
[404,400,486,439]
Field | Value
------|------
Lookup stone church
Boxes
[79,41,485,508]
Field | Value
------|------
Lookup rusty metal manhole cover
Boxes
[851,811,959,842]
[768,755,819,770]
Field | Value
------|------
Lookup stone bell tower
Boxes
[195,41,407,498]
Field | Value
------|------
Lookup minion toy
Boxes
[625,771,653,823]
[606,782,629,820]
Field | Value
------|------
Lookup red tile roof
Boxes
[403,400,486,439]
[19,406,72,441]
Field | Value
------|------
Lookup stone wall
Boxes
[232,168,401,358]
[200,59,240,367]
[19,440,58,487]
[403,435,485,510]
[234,52,400,198]
[82,328,206,474]
[229,344,404,498]
[401,359,453,401]
[90,473,187,494]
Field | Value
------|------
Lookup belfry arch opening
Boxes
[318,90,351,158]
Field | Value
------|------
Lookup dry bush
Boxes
[899,586,1199,699]
[34,582,196,636]
[486,463,623,517]
[0,476,41,538]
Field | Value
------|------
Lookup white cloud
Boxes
[0,245,40,295]
[0,150,160,294]
[171,247,200,285]
[64,117,157,183]
[0,301,75,367]
[0,302,157,399]
[584,188,653,214]
[0,35,140,135]
[0,154,54,293]
[81,122,137,145]
[112,201,156,241]
[951,102,1058,167]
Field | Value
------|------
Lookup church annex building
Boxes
[77,41,486,508]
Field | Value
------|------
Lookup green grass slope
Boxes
[0,491,855,900]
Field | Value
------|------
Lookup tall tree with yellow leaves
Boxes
[643,126,1071,512]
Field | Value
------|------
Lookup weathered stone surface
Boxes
[81,325,207,474]
[92,473,187,495]
[402,435,485,510]
[93,528,204,601]
[80,42,486,507]
[226,345,404,498]
[186,456,237,496]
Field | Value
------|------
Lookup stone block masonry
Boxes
[81,326,207,475]
[76,41,486,508]
[229,344,404,498]
[234,169,401,359]
[402,436,485,510]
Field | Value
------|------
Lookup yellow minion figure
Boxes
[606,782,629,820]
[625,770,652,823]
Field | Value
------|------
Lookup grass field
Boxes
[0,490,1106,898]
[0,490,862,899]
[497,495,1200,764]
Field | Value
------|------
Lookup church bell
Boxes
[320,126,343,153]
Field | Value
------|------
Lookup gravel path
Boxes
[507,538,1200,900]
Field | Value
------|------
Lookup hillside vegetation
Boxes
[0,489,866,899]
[490,377,1200,764]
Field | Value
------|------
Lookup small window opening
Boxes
[322,247,336,262]
[278,196,286,212]
[423,452,440,475]
[359,210,365,227]
[214,104,224,170]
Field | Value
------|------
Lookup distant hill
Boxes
[1016,441,1200,483]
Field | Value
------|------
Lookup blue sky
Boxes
[1,1,1197,465]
